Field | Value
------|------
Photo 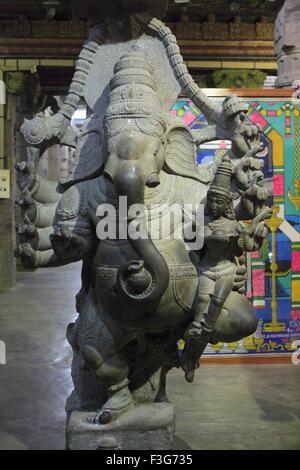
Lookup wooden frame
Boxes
[201,354,293,365]
[203,88,293,98]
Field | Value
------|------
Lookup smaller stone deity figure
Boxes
[181,154,270,383]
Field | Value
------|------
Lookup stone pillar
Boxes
[15,83,33,168]
[11,73,35,273]
[275,0,300,88]
[0,73,23,290]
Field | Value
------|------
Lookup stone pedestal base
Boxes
[67,403,175,450]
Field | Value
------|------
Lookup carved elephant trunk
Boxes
[100,48,178,305]
[104,152,170,305]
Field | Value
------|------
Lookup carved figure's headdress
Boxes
[104,49,165,138]
[208,154,233,199]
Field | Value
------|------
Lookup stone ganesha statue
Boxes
[15,9,272,448]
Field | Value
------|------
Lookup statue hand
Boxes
[231,114,263,159]
[243,222,268,252]
[243,208,272,251]
[233,257,247,294]
[234,146,264,191]
[252,206,273,224]
[14,242,38,269]
[50,227,85,260]
[15,160,37,192]
[253,222,269,247]
[240,183,270,219]
[220,96,261,157]
[184,321,203,340]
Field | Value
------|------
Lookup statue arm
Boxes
[15,150,63,268]
[147,17,272,164]
[15,153,92,267]
[20,39,100,150]
[191,126,218,147]
[15,244,72,269]
[16,156,62,204]
[147,18,252,143]
[50,183,93,263]
[147,18,221,126]
[239,207,272,252]
[232,140,272,221]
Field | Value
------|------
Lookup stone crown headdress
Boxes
[105,49,162,121]
[208,154,233,198]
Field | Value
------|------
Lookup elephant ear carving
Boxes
[164,123,212,184]
[59,117,105,189]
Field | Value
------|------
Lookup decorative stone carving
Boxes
[0,14,274,42]
[0,18,87,39]
[181,154,271,382]
[15,1,272,450]
[256,16,274,40]
[212,69,267,89]
[229,16,256,41]
[275,0,300,88]
[6,72,25,95]
[173,13,273,41]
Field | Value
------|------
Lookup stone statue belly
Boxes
[93,238,198,330]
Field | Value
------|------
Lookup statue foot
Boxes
[181,359,197,383]
[155,393,170,403]
[87,380,135,425]
[184,369,195,384]
[88,400,135,425]
[181,343,203,383]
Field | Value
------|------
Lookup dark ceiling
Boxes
[0,0,284,22]
[0,1,73,20]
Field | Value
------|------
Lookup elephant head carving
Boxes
[101,49,211,305]
[103,50,210,193]
[102,50,169,304]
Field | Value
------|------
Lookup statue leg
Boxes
[181,290,210,383]
[78,290,136,424]
[182,277,233,383]
[83,345,134,425]
[210,290,258,344]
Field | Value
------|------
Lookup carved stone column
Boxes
[11,73,37,272]
[0,73,25,290]
[275,0,300,87]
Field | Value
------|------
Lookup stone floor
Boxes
[0,263,299,450]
